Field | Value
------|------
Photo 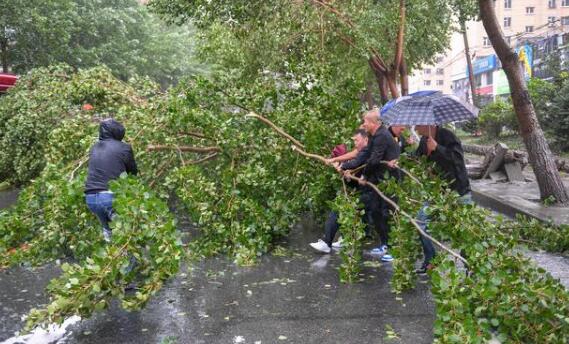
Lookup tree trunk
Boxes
[386,69,400,99]
[364,79,375,109]
[479,0,568,204]
[399,59,409,96]
[461,21,477,106]
[1,38,8,73]
[368,58,389,104]
[378,71,389,104]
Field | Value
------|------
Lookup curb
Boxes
[471,188,547,223]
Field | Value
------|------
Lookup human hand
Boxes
[407,136,416,145]
[426,136,437,156]
[334,162,342,173]
[386,159,398,168]
[325,158,335,165]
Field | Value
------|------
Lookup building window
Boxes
[483,37,491,46]
[549,17,558,26]
[504,0,511,9]
[475,75,482,87]
[424,68,432,75]
[562,16,569,25]
[436,80,444,86]
[486,71,493,85]
[525,26,534,32]
[435,57,443,63]
[526,7,535,14]
[436,68,444,75]
[549,0,556,8]
[424,80,432,86]
[563,0,569,6]
[504,17,511,27]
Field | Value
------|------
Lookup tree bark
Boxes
[399,59,409,96]
[386,69,400,99]
[461,21,477,106]
[368,58,389,104]
[478,0,568,204]
[364,79,375,109]
[1,38,8,73]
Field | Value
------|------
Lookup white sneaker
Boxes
[331,237,343,249]
[102,228,112,243]
[309,239,331,253]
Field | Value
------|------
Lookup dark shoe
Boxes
[415,263,434,275]
[124,282,137,291]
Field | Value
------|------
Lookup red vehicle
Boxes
[0,73,18,93]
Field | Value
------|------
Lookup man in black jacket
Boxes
[414,124,472,274]
[342,109,400,262]
[85,119,137,242]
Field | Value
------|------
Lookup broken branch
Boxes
[146,145,221,153]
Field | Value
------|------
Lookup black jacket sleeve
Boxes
[430,132,465,166]
[125,145,138,176]
[364,131,389,174]
[341,146,369,170]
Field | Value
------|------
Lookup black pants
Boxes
[323,211,339,247]
[360,188,391,247]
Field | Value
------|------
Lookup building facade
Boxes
[409,0,569,104]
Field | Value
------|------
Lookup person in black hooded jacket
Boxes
[85,119,137,242]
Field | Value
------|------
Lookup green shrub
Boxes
[478,99,516,138]
[549,77,569,151]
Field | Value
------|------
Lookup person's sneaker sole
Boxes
[309,243,331,254]
[381,255,393,262]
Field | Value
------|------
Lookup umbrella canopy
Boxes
[380,93,479,126]
[379,90,441,116]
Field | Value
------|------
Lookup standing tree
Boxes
[0,0,200,86]
[478,0,568,203]
[149,0,455,99]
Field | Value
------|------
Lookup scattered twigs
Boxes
[248,114,468,266]
[246,112,305,148]
[347,163,422,186]
[174,145,186,166]
[69,156,89,181]
[149,156,176,188]
[180,131,211,140]
[146,144,221,154]
[188,153,218,165]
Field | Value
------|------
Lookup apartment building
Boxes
[409,0,569,104]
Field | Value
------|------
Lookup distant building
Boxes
[409,0,569,104]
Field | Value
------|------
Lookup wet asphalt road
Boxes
[0,191,435,344]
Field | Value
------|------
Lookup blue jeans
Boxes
[85,192,114,232]
[418,192,473,266]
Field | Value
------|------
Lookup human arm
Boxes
[125,146,138,176]
[429,131,465,165]
[326,149,358,164]
[340,146,370,170]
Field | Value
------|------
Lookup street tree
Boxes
[0,0,200,86]
[149,0,456,101]
[478,0,569,203]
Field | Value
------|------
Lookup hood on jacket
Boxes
[99,118,125,141]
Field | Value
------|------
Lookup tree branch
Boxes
[146,145,221,153]
[245,112,305,148]
[393,0,406,73]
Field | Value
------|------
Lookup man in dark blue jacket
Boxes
[342,109,400,262]
[85,119,137,242]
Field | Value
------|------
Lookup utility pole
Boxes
[462,21,477,107]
